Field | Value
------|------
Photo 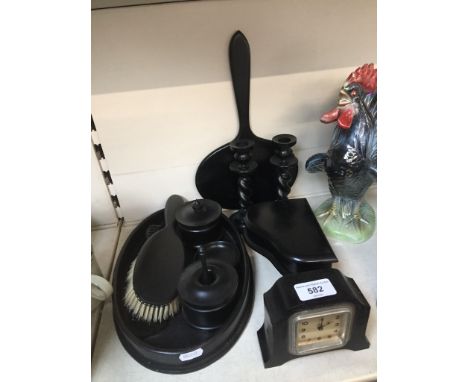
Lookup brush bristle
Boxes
[123,259,180,323]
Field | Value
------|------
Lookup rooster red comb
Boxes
[345,63,377,92]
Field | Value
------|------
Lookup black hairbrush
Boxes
[124,195,186,323]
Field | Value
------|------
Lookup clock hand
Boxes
[318,318,324,331]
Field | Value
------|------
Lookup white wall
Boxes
[92,0,376,94]
[91,0,376,225]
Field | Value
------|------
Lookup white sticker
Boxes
[179,348,203,362]
[294,278,337,301]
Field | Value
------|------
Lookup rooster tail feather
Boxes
[306,153,328,173]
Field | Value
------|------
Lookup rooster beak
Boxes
[338,89,351,106]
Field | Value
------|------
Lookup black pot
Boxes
[175,199,223,246]
[197,240,240,267]
[177,259,239,330]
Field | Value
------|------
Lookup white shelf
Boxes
[91,190,376,382]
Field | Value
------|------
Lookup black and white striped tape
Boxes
[91,116,123,220]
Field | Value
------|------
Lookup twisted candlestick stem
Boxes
[229,138,257,227]
[278,172,292,200]
[238,175,253,209]
[270,134,298,200]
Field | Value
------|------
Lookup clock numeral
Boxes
[301,321,309,326]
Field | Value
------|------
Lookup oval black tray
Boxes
[112,208,254,374]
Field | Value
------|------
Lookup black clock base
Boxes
[257,324,272,366]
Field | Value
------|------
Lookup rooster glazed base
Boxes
[314,196,375,244]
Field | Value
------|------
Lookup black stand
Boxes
[229,138,257,229]
[270,134,298,200]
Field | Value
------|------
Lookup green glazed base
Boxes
[314,197,376,244]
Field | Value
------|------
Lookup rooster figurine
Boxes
[306,64,377,243]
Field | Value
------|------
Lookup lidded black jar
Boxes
[175,199,223,246]
[177,256,239,330]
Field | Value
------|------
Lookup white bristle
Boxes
[157,306,162,322]
[123,259,179,324]
[145,305,153,322]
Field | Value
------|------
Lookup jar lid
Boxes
[177,260,238,309]
[175,199,222,229]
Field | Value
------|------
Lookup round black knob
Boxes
[175,199,222,229]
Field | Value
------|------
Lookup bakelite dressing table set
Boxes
[110,31,375,374]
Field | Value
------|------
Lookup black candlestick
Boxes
[229,138,257,228]
[270,134,298,200]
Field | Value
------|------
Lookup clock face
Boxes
[288,304,354,355]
